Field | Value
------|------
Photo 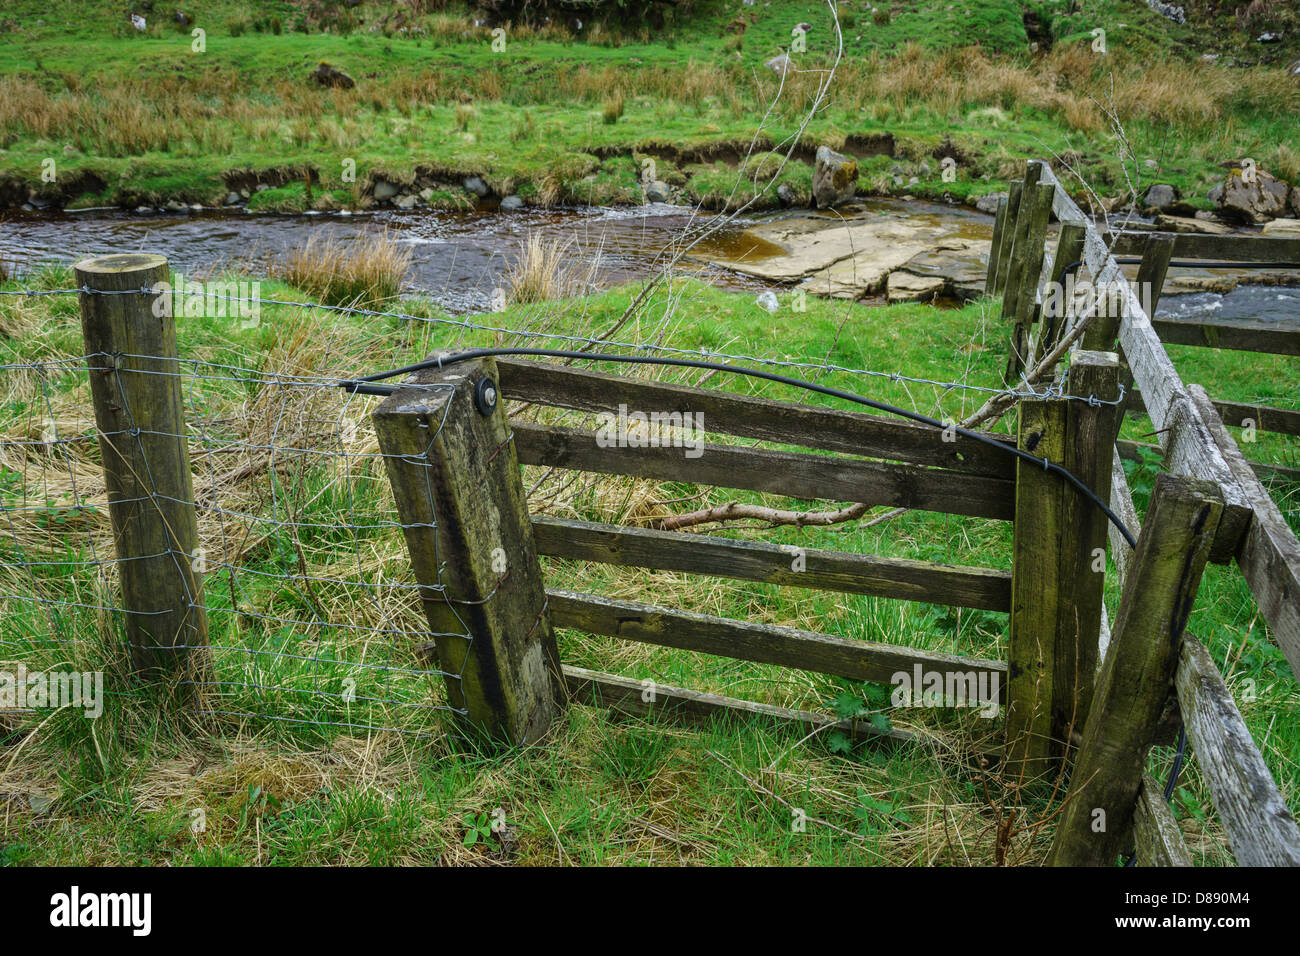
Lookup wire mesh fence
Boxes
[0,278,1134,742]
[1,343,469,738]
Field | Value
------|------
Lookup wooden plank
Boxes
[1049,474,1223,866]
[991,181,1024,296]
[512,421,1016,521]
[1035,220,1087,355]
[1128,393,1300,438]
[1190,385,1300,681]
[372,357,566,744]
[1004,174,1056,382]
[562,665,916,745]
[548,589,1007,698]
[1056,352,1123,736]
[496,359,1015,478]
[533,516,1011,611]
[1151,314,1300,356]
[1007,396,1068,775]
[1117,438,1300,484]
[985,197,1010,292]
[1109,446,1141,589]
[1105,231,1300,264]
[1041,165,1251,564]
[1199,399,1300,438]
[1131,773,1193,867]
[1176,634,1300,866]
[75,253,209,680]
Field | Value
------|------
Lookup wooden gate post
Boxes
[1007,392,1068,778]
[1055,351,1123,743]
[372,355,565,745]
[1048,474,1222,866]
[76,253,209,679]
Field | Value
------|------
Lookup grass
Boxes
[0,2,1297,212]
[269,228,413,307]
[1,252,1296,865]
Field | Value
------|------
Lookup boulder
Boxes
[394,193,418,209]
[463,176,490,197]
[372,179,400,201]
[1154,214,1233,235]
[500,195,524,211]
[764,54,795,77]
[1290,186,1300,218]
[975,192,1007,214]
[754,291,779,313]
[419,187,436,202]
[224,192,241,205]
[1216,167,1289,223]
[776,183,798,207]
[886,271,946,304]
[1143,183,1177,210]
[1261,218,1300,237]
[643,180,672,204]
[311,62,355,90]
[811,145,858,209]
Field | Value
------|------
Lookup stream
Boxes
[1,199,1295,324]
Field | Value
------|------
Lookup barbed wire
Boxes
[0,285,1127,407]
[0,353,478,737]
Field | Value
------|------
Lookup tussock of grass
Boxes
[504,233,591,304]
[271,229,412,308]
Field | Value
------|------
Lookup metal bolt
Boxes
[474,377,498,416]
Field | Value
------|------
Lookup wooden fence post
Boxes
[1048,473,1223,866]
[75,253,209,680]
[1007,393,1068,778]
[989,181,1023,298]
[1055,352,1122,743]
[372,355,565,745]
[1003,164,1057,384]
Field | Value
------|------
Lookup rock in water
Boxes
[764,54,795,77]
[1143,183,1177,210]
[500,195,524,211]
[463,176,490,198]
[1216,167,1289,223]
[975,192,1007,214]
[311,62,356,90]
[812,146,859,209]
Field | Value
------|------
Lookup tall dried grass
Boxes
[272,229,412,308]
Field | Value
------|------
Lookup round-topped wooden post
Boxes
[75,254,209,682]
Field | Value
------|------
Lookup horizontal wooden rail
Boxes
[1105,231,1300,265]
[1176,635,1300,866]
[497,358,1015,478]
[562,665,915,745]
[513,421,1016,521]
[548,589,1007,697]
[1117,437,1300,484]
[532,516,1011,611]
[1128,392,1300,438]
[1151,314,1300,357]
[1042,166,1252,563]
[1192,386,1300,680]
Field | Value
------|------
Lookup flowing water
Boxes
[1,200,1295,324]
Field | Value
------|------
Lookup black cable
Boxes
[346,345,1188,864]
[340,346,1138,549]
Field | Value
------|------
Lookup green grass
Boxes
[1,258,1296,865]
[1,1,1297,212]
